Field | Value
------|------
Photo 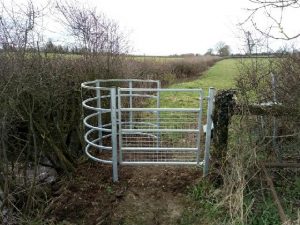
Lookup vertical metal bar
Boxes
[203,88,215,176]
[196,90,204,164]
[117,88,123,164]
[273,117,281,161]
[110,88,118,182]
[156,81,161,148]
[129,80,133,129]
[271,73,280,161]
[96,81,102,147]
[271,73,277,103]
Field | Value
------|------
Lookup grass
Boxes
[158,58,239,109]
[154,58,275,225]
[148,57,298,224]
[144,58,240,145]
[245,194,282,225]
[170,58,239,90]
[179,180,227,225]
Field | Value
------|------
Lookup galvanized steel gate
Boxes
[81,79,215,182]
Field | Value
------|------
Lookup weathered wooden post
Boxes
[211,89,236,163]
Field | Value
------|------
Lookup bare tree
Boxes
[0,0,48,53]
[215,41,231,56]
[204,48,214,56]
[55,1,128,55]
[0,1,45,222]
[241,0,300,40]
[55,1,128,76]
[244,31,256,54]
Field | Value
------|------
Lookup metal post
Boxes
[271,73,280,161]
[156,81,161,148]
[117,88,123,164]
[110,88,118,182]
[196,90,203,164]
[96,81,102,147]
[129,80,133,129]
[271,73,277,103]
[204,88,215,176]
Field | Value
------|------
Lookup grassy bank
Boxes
[158,58,239,109]
[171,58,238,89]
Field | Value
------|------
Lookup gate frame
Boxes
[118,88,204,165]
[81,79,215,182]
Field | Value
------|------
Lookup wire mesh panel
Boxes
[121,132,199,163]
[118,88,206,165]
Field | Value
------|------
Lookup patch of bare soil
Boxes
[46,162,203,225]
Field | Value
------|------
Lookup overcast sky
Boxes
[85,0,300,55]
[9,0,300,55]
[93,0,251,55]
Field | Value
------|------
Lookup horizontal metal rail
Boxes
[120,108,201,112]
[85,144,113,164]
[121,161,203,165]
[122,147,197,151]
[84,129,112,150]
[120,93,158,98]
[120,88,203,92]
[83,113,112,132]
[122,128,199,132]
[82,98,111,112]
[83,79,159,84]
[82,79,159,90]
[98,94,158,99]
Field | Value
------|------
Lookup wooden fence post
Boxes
[211,89,236,163]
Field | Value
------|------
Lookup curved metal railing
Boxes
[81,79,160,181]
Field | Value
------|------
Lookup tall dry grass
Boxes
[214,54,300,224]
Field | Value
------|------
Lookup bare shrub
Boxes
[216,54,300,224]
[0,53,220,221]
[0,1,221,222]
[121,55,220,86]
[171,56,219,79]
[236,55,300,107]
[55,0,129,77]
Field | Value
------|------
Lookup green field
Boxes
[158,58,239,108]
[170,58,239,90]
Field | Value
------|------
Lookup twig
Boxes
[261,164,289,224]
[264,162,300,168]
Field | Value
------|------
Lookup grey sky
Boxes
[88,0,300,55]
[9,0,300,55]
[94,0,250,55]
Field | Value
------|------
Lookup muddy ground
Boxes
[46,162,206,225]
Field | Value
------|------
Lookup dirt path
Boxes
[47,162,205,225]
[45,60,239,224]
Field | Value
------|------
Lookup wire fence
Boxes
[252,115,300,163]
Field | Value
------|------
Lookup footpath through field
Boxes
[171,58,237,90]
[159,58,237,110]
[47,58,239,225]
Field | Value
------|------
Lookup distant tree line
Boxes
[0,39,123,55]
[204,41,231,57]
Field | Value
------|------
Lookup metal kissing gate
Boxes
[81,79,215,182]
